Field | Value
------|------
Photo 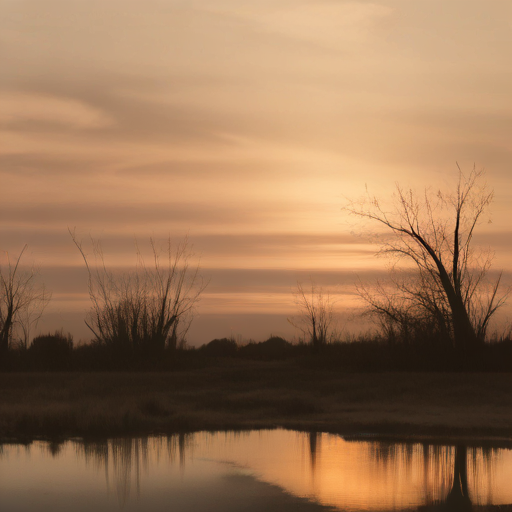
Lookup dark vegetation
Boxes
[69,234,206,356]
[346,168,508,363]
[1,169,510,373]
[1,169,512,442]
[3,331,512,372]
[0,172,512,441]
[2,364,512,442]
[0,245,50,359]
[289,282,337,348]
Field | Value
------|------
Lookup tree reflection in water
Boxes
[77,433,190,507]
[416,445,472,511]
[17,431,508,511]
[445,445,472,511]
[308,433,505,512]
[309,431,319,473]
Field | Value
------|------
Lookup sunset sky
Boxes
[1,0,511,344]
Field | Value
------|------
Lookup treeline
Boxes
[4,330,512,372]
[2,168,511,372]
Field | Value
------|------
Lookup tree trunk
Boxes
[0,308,13,358]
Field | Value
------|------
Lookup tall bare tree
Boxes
[346,167,507,353]
[0,246,50,356]
[70,232,206,356]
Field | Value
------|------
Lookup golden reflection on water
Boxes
[1,430,512,511]
[78,435,189,506]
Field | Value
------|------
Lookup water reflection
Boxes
[309,431,319,473]
[75,434,193,507]
[415,444,502,512]
[445,445,472,511]
[1,430,511,512]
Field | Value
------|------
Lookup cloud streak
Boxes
[1,0,511,341]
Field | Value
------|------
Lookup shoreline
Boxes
[4,429,512,451]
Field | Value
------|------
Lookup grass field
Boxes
[1,360,512,442]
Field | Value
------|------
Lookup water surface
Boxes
[1,430,512,511]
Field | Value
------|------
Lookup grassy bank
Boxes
[2,360,512,442]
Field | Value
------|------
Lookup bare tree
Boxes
[289,281,337,348]
[346,167,507,353]
[70,232,206,356]
[0,246,51,356]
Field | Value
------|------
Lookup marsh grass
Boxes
[1,363,512,442]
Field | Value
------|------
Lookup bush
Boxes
[200,338,238,357]
[29,331,73,370]
[239,336,293,360]
[70,234,205,360]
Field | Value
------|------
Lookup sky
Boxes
[1,0,511,345]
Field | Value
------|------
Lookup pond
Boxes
[1,429,511,511]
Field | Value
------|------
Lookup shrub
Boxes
[200,338,238,357]
[239,336,293,360]
[70,234,206,360]
[29,330,73,370]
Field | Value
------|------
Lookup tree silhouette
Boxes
[289,281,337,348]
[71,233,206,357]
[0,245,50,359]
[346,167,507,355]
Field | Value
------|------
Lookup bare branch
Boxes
[346,167,507,351]
[70,233,207,356]
[0,246,51,355]
[289,280,338,347]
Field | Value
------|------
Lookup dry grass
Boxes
[1,361,512,442]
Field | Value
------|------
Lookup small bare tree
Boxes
[70,232,206,356]
[289,281,337,348]
[346,167,507,353]
[0,246,51,356]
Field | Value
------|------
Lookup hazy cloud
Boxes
[0,203,331,232]
[0,153,112,176]
[1,0,511,340]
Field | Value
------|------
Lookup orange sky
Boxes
[1,0,511,344]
